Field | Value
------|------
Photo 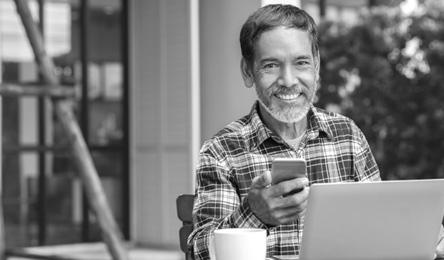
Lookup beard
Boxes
[255,86,312,124]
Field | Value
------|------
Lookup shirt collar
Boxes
[246,102,272,151]
[247,101,335,151]
[306,105,335,141]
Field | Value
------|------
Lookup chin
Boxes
[273,110,308,123]
[260,99,311,124]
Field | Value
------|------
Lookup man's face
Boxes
[246,27,319,123]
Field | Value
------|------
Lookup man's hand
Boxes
[247,171,309,226]
[435,224,444,259]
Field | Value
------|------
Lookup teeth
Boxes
[276,93,300,100]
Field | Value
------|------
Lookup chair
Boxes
[176,194,195,260]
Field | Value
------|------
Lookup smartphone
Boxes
[271,158,306,185]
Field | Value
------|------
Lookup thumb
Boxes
[251,171,272,189]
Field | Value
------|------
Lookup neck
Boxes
[259,105,308,140]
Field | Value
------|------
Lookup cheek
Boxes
[300,73,318,91]
[256,73,279,93]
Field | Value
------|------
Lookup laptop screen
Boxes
[299,179,444,260]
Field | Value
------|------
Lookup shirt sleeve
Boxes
[353,125,381,182]
[188,149,267,260]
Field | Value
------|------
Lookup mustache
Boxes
[272,87,304,95]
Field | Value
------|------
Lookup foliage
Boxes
[316,1,444,180]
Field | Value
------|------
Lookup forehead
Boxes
[254,27,312,60]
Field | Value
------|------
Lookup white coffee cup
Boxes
[212,228,267,260]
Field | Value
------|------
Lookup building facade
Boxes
[0,0,395,249]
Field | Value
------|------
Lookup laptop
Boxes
[297,179,444,260]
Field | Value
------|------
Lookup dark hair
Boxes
[240,4,319,68]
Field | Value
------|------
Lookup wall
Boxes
[129,0,261,248]
[199,0,258,142]
[130,0,194,247]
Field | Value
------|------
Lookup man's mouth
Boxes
[275,93,301,100]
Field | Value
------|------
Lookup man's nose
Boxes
[277,65,299,88]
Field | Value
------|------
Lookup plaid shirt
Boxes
[189,102,381,259]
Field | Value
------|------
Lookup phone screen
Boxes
[271,158,306,185]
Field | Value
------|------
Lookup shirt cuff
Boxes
[229,195,268,230]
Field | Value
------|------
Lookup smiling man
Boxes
[242,26,317,141]
[187,4,442,260]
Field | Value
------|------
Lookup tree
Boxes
[316,2,444,180]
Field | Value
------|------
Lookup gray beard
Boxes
[256,91,311,124]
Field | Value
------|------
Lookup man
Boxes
[188,4,444,259]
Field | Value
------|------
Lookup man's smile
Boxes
[275,93,301,100]
[273,92,305,104]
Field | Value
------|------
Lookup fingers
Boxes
[251,171,272,189]
[248,172,310,226]
[271,186,310,224]
[254,185,309,225]
[271,177,309,197]
[281,186,310,208]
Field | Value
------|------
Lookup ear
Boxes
[240,58,255,88]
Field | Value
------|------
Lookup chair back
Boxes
[176,194,195,260]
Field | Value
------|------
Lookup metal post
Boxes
[121,0,130,240]
[0,55,6,260]
[80,0,91,242]
[319,0,326,19]
[368,0,377,7]
[37,0,47,246]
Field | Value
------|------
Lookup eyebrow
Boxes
[258,57,279,64]
[259,54,313,65]
[295,54,313,60]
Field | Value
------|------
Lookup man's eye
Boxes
[264,63,278,69]
[296,60,311,66]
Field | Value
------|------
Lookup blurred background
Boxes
[0,0,443,257]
